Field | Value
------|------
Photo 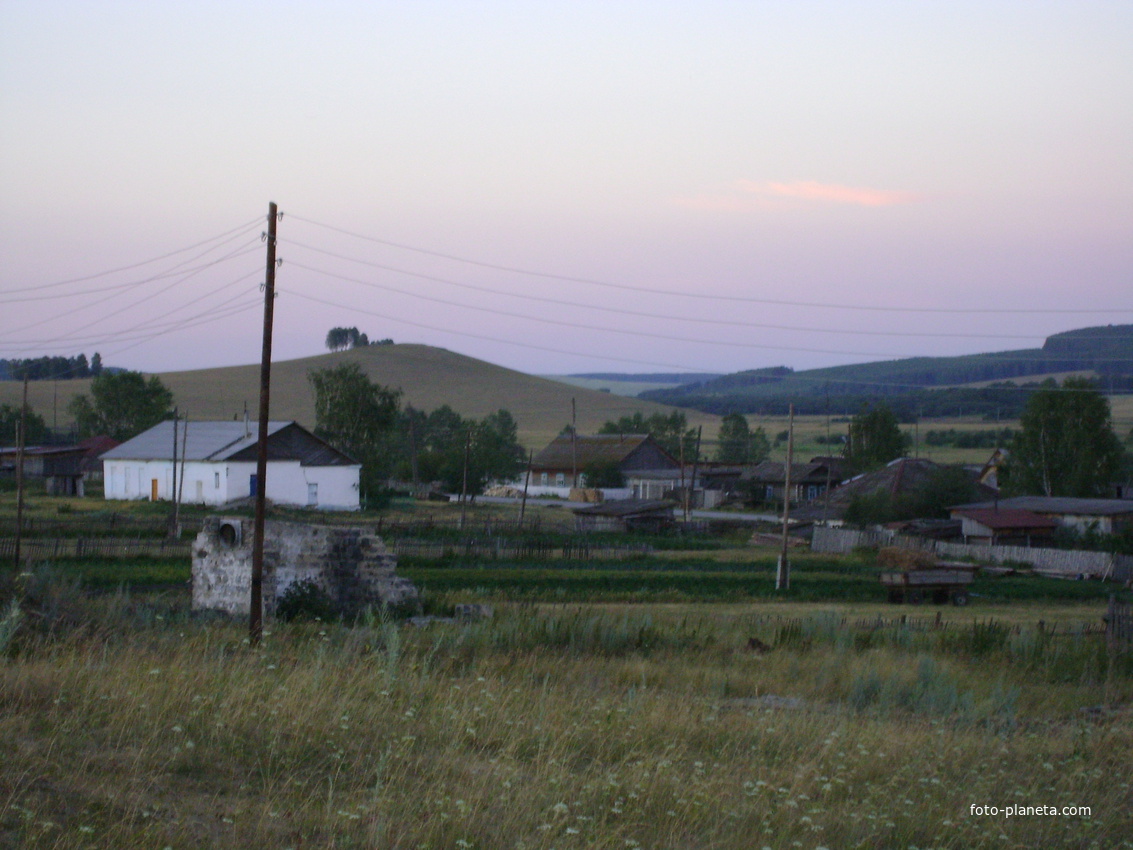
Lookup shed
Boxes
[571,498,676,533]
[950,506,1058,546]
[949,496,1133,536]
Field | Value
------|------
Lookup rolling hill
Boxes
[0,344,719,450]
[640,325,1133,417]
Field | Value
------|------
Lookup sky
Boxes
[2,1,1131,378]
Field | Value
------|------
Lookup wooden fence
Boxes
[812,526,1133,581]
[745,611,1105,638]
[1106,597,1133,653]
[391,537,653,562]
[0,538,192,560]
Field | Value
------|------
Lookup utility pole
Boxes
[174,414,188,536]
[13,377,28,572]
[776,404,795,591]
[689,426,703,515]
[407,406,420,495]
[460,429,471,530]
[168,408,179,537]
[570,397,577,489]
[250,202,278,645]
[519,448,533,525]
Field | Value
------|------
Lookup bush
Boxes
[274,579,336,622]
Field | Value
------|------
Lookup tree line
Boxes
[307,363,524,503]
[0,353,103,381]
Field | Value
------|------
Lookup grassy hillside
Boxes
[642,324,1133,416]
[0,344,719,451]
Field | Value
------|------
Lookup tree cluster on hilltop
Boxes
[324,327,394,352]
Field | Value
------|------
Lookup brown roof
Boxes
[952,508,1058,530]
[742,460,834,485]
[532,433,669,470]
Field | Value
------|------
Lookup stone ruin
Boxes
[192,516,419,619]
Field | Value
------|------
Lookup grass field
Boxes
[3,486,1133,848]
[2,584,1130,849]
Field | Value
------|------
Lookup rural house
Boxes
[101,420,361,510]
[742,458,845,506]
[0,435,118,496]
[526,433,681,498]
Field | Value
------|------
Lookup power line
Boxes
[283,288,704,371]
[2,244,262,342]
[0,227,263,305]
[283,239,1058,342]
[0,217,264,295]
[0,270,263,353]
[287,213,1131,316]
[286,258,1133,365]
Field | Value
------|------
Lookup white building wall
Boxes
[103,459,360,510]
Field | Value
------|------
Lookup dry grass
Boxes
[2,596,1130,849]
[0,345,717,452]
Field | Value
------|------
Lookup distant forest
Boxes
[640,325,1133,418]
[0,353,104,381]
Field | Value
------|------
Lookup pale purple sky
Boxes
[2,1,1131,377]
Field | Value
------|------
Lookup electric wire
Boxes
[282,239,1054,342]
[286,213,1131,315]
[0,217,264,295]
[0,225,264,305]
[2,243,262,344]
[287,259,933,359]
[0,269,264,354]
[286,258,1133,366]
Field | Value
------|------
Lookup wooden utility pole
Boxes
[460,429,471,530]
[174,414,188,536]
[407,407,420,495]
[776,404,795,591]
[168,408,179,537]
[13,377,28,571]
[250,202,278,645]
[690,425,703,514]
[519,448,533,525]
[570,398,577,488]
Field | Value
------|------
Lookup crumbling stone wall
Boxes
[192,517,419,618]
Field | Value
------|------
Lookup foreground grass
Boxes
[2,595,1131,849]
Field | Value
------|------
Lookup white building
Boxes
[100,420,361,510]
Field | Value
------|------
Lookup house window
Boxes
[807,485,819,501]
[540,472,548,485]
[214,472,221,489]
[556,473,565,486]
[307,483,318,506]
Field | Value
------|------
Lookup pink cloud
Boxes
[673,179,920,211]
[750,180,919,207]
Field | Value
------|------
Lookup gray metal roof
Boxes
[101,420,292,462]
[954,496,1133,517]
